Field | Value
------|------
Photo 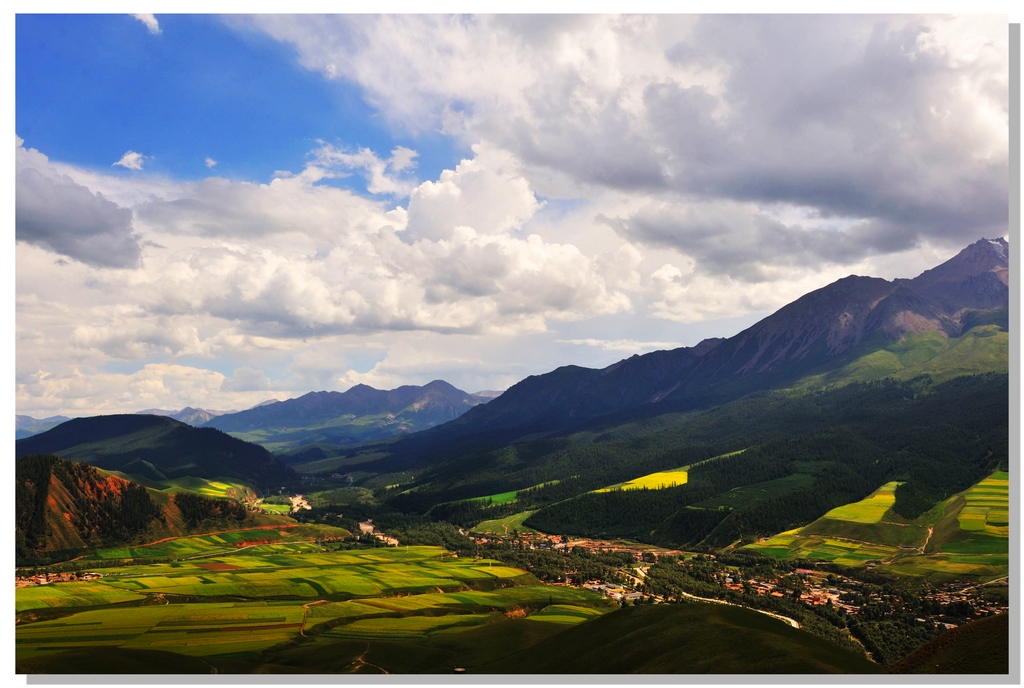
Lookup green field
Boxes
[745,473,1009,582]
[472,511,544,536]
[957,472,1009,536]
[88,524,351,561]
[820,481,901,523]
[16,545,610,670]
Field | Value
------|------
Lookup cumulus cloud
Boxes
[113,150,146,170]
[242,14,1008,264]
[16,139,142,268]
[220,367,273,392]
[205,157,217,168]
[310,142,418,196]
[132,14,161,35]
[404,143,541,242]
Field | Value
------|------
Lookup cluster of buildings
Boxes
[17,571,102,587]
[581,581,645,602]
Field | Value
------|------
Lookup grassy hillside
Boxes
[743,472,1009,582]
[478,603,879,674]
[886,613,1009,674]
[15,455,282,566]
[16,414,295,486]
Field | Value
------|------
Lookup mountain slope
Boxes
[478,603,878,674]
[402,238,1008,442]
[15,415,295,486]
[204,379,494,451]
[15,454,253,565]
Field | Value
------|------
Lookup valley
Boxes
[14,238,1011,675]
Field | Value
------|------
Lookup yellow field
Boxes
[958,472,1009,536]
[594,467,688,493]
[819,481,901,523]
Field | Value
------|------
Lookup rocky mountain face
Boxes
[136,407,231,426]
[438,238,1008,435]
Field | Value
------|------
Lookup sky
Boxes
[12,12,1014,418]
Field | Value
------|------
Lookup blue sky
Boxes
[17,14,465,193]
[13,13,1012,417]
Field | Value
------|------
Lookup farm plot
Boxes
[18,545,609,668]
[819,482,901,523]
[16,601,306,661]
[957,472,1009,536]
[594,467,689,493]
[15,581,147,613]
[90,524,351,561]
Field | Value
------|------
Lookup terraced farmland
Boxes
[743,474,1010,583]
[16,545,611,671]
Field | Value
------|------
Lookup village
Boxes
[460,528,1009,630]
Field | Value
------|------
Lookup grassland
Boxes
[472,511,543,536]
[16,545,611,671]
[794,325,1008,391]
[87,524,351,561]
[744,473,1009,583]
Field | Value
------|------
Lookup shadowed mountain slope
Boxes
[15,414,295,485]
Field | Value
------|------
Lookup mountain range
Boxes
[423,237,1008,439]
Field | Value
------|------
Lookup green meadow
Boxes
[473,511,543,536]
[88,524,350,561]
[16,545,610,670]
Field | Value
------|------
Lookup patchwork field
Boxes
[88,524,350,561]
[16,545,610,671]
[957,472,1009,537]
[744,473,1010,583]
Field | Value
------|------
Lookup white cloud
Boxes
[205,157,217,168]
[16,139,142,268]
[242,14,1008,258]
[311,143,418,196]
[132,14,161,35]
[558,338,681,353]
[113,150,146,170]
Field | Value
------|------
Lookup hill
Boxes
[886,613,1009,674]
[203,379,495,453]
[15,414,295,486]
[15,454,258,565]
[477,603,878,673]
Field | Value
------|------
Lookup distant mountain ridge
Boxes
[15,414,71,440]
[426,238,1008,437]
[15,415,295,486]
[203,379,495,451]
[136,407,233,426]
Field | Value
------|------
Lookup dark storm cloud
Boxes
[16,147,142,269]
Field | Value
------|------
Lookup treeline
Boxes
[509,374,1007,549]
[172,491,247,528]
[16,454,160,564]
